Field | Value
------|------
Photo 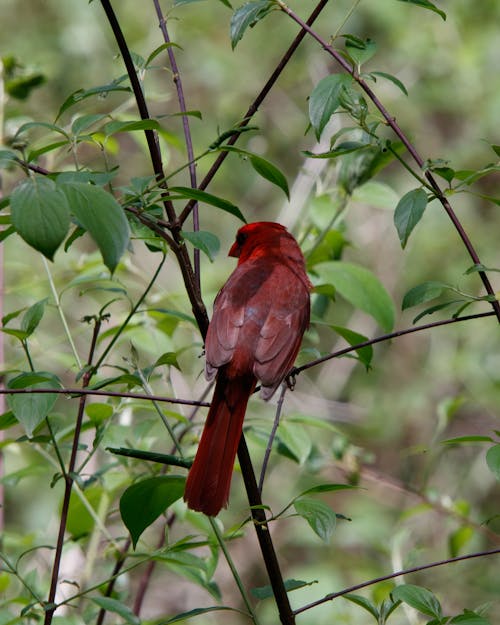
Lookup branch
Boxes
[0,386,210,408]
[99,0,176,222]
[275,1,500,323]
[152,0,201,288]
[44,319,102,625]
[294,547,500,616]
[294,311,496,375]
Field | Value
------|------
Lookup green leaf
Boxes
[391,584,443,618]
[67,486,103,538]
[486,445,500,480]
[450,610,491,625]
[449,525,473,557]
[168,186,246,222]
[394,188,428,248]
[0,148,19,167]
[182,230,220,262]
[344,35,377,67]
[90,597,140,625]
[7,372,61,437]
[85,403,113,424]
[158,607,237,624]
[304,141,370,159]
[331,325,373,369]
[58,182,130,273]
[368,71,408,96]
[251,578,316,599]
[309,74,353,139]
[314,261,395,331]
[277,421,312,465]
[294,497,336,543]
[56,78,131,121]
[21,298,48,337]
[442,435,493,444]
[120,475,185,548]
[401,281,449,310]
[397,0,446,20]
[71,114,109,136]
[230,1,275,49]
[217,146,289,197]
[249,154,289,199]
[352,180,400,210]
[10,177,70,261]
[296,483,357,498]
[154,352,181,371]
[343,594,379,619]
[103,119,161,135]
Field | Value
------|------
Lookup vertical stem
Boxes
[238,437,295,625]
[153,0,201,290]
[44,319,102,625]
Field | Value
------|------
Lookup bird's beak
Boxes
[228,241,240,258]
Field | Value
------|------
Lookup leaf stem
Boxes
[210,517,261,624]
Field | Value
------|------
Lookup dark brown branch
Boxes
[237,437,295,625]
[99,0,176,223]
[44,319,102,625]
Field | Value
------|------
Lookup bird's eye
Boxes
[236,231,248,246]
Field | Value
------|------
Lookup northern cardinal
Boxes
[184,221,311,516]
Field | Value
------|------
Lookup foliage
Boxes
[0,1,499,624]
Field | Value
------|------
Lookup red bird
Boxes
[184,222,311,516]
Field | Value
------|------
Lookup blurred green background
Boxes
[1,1,499,624]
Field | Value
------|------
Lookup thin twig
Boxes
[294,547,500,615]
[258,383,287,493]
[275,0,500,323]
[44,318,102,625]
[0,386,210,407]
[294,310,496,375]
[153,0,201,290]
[99,0,176,222]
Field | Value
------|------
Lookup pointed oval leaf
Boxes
[120,475,185,548]
[182,230,220,262]
[315,261,395,331]
[11,177,70,261]
[309,74,353,140]
[169,186,246,222]
[249,154,289,199]
[294,497,336,543]
[401,281,449,310]
[59,182,130,273]
[392,584,443,619]
[396,0,446,21]
[7,372,61,437]
[90,597,140,625]
[230,1,275,49]
[486,444,500,481]
[21,298,48,337]
[394,188,428,248]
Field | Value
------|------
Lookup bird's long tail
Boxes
[184,374,256,516]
